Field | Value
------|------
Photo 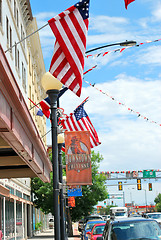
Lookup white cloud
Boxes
[135,46,161,66]
[152,2,161,21]
[56,74,161,174]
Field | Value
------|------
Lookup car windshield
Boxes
[110,220,161,240]
[86,223,96,230]
[147,214,161,220]
[93,225,105,235]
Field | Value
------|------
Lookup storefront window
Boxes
[1,197,3,239]
[16,202,23,240]
[5,200,14,239]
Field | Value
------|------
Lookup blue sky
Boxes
[30,0,161,206]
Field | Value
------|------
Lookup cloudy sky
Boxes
[30,0,161,206]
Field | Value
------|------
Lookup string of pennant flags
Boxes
[98,169,161,174]
[29,63,161,127]
[83,66,161,127]
[85,38,161,59]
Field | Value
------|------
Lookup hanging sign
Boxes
[65,131,92,186]
[68,197,76,207]
[143,170,156,178]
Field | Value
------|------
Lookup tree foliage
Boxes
[31,150,108,221]
[154,193,161,212]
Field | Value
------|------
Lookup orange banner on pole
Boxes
[68,197,76,207]
[65,131,92,185]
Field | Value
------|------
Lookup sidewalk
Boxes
[27,223,80,240]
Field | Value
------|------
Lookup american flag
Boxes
[39,97,51,118]
[60,100,101,148]
[48,0,90,97]
[39,87,68,118]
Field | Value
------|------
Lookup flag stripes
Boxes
[61,112,100,149]
[48,0,89,97]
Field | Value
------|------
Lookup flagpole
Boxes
[5,23,49,53]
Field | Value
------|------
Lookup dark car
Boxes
[96,217,161,240]
[78,215,104,232]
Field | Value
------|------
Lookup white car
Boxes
[146,212,161,225]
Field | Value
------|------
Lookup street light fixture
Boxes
[57,133,66,240]
[85,40,137,54]
[41,72,62,240]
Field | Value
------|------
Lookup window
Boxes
[29,54,31,75]
[15,42,17,67]
[16,9,19,27]
[0,0,2,25]
[17,49,19,70]
[22,31,25,48]
[6,17,9,44]
[21,24,23,39]
[10,27,12,53]
[22,64,26,92]
[14,0,16,19]
[16,190,22,198]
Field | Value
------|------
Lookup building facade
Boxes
[0,0,51,239]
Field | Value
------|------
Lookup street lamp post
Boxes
[85,40,137,54]
[41,72,62,240]
[143,189,148,212]
[57,133,66,240]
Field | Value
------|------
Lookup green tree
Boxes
[154,193,161,212]
[31,150,108,221]
[31,173,54,214]
[99,205,117,215]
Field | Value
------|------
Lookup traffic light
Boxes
[149,183,152,191]
[137,179,142,190]
[118,181,123,191]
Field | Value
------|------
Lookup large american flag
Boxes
[60,100,101,148]
[48,0,90,97]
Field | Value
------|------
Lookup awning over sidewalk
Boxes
[0,45,52,182]
[0,184,10,197]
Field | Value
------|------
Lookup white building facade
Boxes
[0,0,51,239]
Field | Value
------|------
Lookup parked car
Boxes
[86,223,106,240]
[78,215,104,232]
[146,212,161,225]
[96,217,161,240]
[82,219,106,240]
[48,218,54,229]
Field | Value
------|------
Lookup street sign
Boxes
[143,170,156,178]
[133,171,138,178]
[67,187,82,197]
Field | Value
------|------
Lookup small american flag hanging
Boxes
[48,0,90,97]
[60,99,101,148]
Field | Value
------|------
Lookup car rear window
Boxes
[112,220,161,239]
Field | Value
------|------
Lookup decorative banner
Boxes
[68,197,76,207]
[67,187,82,197]
[83,77,161,127]
[65,131,92,186]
